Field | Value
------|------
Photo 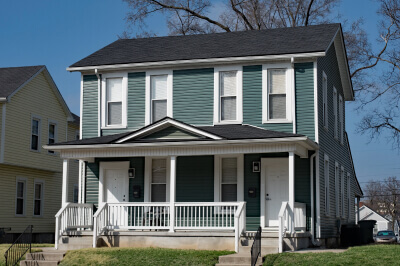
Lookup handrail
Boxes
[93,203,108,248]
[278,201,289,253]
[234,202,246,253]
[4,225,33,266]
[251,226,261,266]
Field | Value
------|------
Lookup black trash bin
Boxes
[358,220,376,244]
[341,224,360,247]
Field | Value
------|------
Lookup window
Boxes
[73,184,79,203]
[324,154,330,215]
[323,72,328,129]
[33,181,44,216]
[333,87,338,139]
[221,158,237,202]
[347,173,351,219]
[339,95,344,144]
[335,162,339,217]
[151,159,167,202]
[48,122,56,154]
[75,130,80,140]
[31,118,40,151]
[101,73,127,128]
[151,75,168,122]
[341,166,345,217]
[15,178,26,216]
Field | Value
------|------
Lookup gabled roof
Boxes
[360,205,390,222]
[69,113,80,128]
[0,65,73,121]
[69,24,340,69]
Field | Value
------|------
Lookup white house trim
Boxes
[79,74,83,139]
[313,61,319,143]
[62,159,69,206]
[98,161,130,204]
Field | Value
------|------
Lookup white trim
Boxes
[97,71,101,136]
[33,179,45,217]
[0,103,6,163]
[30,114,42,152]
[99,161,130,204]
[324,154,330,216]
[315,151,321,238]
[214,154,244,203]
[335,161,339,218]
[47,119,58,155]
[262,63,294,124]
[322,72,328,130]
[333,87,338,139]
[169,156,176,232]
[15,176,27,217]
[313,61,319,143]
[116,118,222,143]
[67,52,326,72]
[145,70,173,125]
[101,72,128,129]
[214,66,243,124]
[78,160,83,203]
[62,159,69,206]
[288,152,295,233]
[79,74,83,139]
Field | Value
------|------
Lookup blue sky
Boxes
[0,0,398,190]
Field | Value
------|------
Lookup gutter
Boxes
[0,97,7,103]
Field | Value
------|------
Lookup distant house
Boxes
[357,205,399,235]
[0,66,79,243]
[47,24,363,252]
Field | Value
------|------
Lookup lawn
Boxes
[0,243,54,266]
[59,247,234,266]
[263,244,400,265]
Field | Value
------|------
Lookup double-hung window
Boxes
[48,122,56,154]
[151,75,168,122]
[34,180,44,216]
[339,95,344,144]
[31,118,40,151]
[262,63,293,123]
[324,154,330,215]
[323,72,328,129]
[333,87,338,139]
[221,158,237,202]
[15,178,26,216]
[335,162,339,217]
[101,73,127,128]
[341,167,345,217]
[151,159,167,202]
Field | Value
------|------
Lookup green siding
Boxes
[86,161,99,206]
[82,75,98,139]
[295,63,315,141]
[318,45,357,238]
[294,155,311,231]
[243,65,293,133]
[142,126,202,140]
[176,156,214,202]
[173,68,214,125]
[102,72,146,136]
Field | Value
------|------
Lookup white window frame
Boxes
[145,70,173,125]
[33,179,44,217]
[262,63,294,123]
[144,157,171,202]
[101,72,128,129]
[15,177,27,216]
[214,66,243,124]
[30,115,41,152]
[335,161,339,217]
[347,172,351,220]
[341,166,345,218]
[47,120,57,154]
[214,154,244,203]
[333,87,338,139]
[324,154,330,216]
[339,94,344,144]
[322,72,328,130]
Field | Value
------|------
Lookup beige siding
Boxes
[0,164,61,233]
[3,72,68,172]
[67,123,79,202]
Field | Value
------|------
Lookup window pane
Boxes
[16,198,24,215]
[34,200,41,215]
[221,97,236,121]
[151,75,168,100]
[222,158,237,183]
[106,78,122,102]
[35,184,42,199]
[31,135,38,150]
[220,71,237,96]
[151,184,166,202]
[32,120,39,135]
[17,182,24,198]
[269,70,286,94]
[73,186,79,203]
[152,159,166,183]
[152,100,167,122]
[49,124,55,139]
[222,184,237,202]
[108,102,122,125]
[269,95,286,119]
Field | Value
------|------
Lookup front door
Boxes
[263,158,289,227]
[104,169,128,203]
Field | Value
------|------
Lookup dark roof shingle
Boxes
[69,24,340,68]
[0,66,45,98]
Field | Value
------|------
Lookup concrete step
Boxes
[217,254,263,265]
[20,260,59,266]
[26,252,65,261]
[238,246,278,255]
[241,238,279,247]
[58,235,92,250]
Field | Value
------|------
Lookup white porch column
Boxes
[288,152,295,233]
[62,159,70,206]
[169,156,176,232]
[356,197,360,224]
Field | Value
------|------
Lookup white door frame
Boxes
[99,161,130,204]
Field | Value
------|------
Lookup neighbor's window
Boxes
[221,158,237,202]
[324,155,330,215]
[339,95,344,144]
[16,179,26,215]
[268,69,287,120]
[34,181,44,216]
[333,87,338,139]
[335,162,339,217]
[151,75,168,122]
[106,78,123,126]
[151,159,167,202]
[220,71,237,121]
[31,118,40,151]
[323,72,328,129]
[48,123,56,154]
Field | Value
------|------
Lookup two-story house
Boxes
[0,65,79,243]
[47,24,363,252]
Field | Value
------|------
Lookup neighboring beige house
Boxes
[0,65,79,243]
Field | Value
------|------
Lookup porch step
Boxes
[238,246,278,255]
[20,250,66,266]
[58,235,92,250]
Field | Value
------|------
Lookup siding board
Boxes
[82,75,98,139]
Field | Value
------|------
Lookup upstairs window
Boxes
[31,118,40,151]
[151,75,168,122]
[220,71,237,121]
[48,122,56,154]
[101,73,127,128]
[323,72,328,129]
[221,158,237,202]
[268,69,287,120]
[339,95,344,144]
[333,87,338,139]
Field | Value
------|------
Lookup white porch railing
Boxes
[93,202,246,252]
[278,201,307,253]
[55,203,93,249]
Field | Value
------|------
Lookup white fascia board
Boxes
[67,52,326,72]
[116,118,222,143]
[44,136,318,151]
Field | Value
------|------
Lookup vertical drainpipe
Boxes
[95,69,101,137]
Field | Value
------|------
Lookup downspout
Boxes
[310,152,320,246]
[95,69,101,137]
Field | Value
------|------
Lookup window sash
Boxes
[268,69,287,120]
[34,183,43,216]
[31,119,40,150]
[48,124,56,154]
[323,75,328,128]
[106,78,123,126]
[151,159,167,202]
[16,181,25,215]
[333,89,338,138]
[220,71,237,121]
[339,96,344,143]
[221,158,237,202]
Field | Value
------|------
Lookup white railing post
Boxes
[169,156,176,232]
[55,215,60,249]
[278,216,283,253]
[62,159,70,206]
[278,201,289,253]
[93,217,97,248]
[288,152,295,233]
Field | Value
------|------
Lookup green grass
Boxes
[60,247,234,266]
[263,244,400,265]
[0,243,54,266]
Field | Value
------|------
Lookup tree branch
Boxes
[230,0,254,30]
[305,0,315,26]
